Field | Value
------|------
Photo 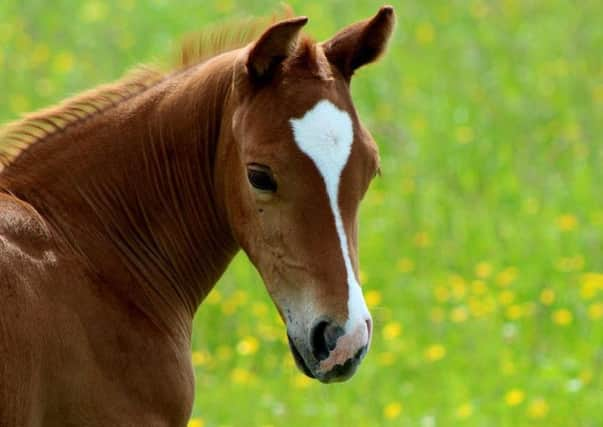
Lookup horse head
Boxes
[224,6,395,383]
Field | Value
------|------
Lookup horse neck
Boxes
[1,54,240,339]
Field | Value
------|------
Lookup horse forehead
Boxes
[289,99,355,186]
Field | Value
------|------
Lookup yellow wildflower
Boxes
[496,267,518,286]
[52,51,74,74]
[456,402,473,419]
[471,280,487,295]
[580,369,593,384]
[191,350,210,367]
[552,308,573,326]
[498,290,515,306]
[424,344,446,362]
[581,282,598,300]
[468,297,487,317]
[506,304,523,320]
[382,322,402,341]
[588,302,603,320]
[582,273,603,288]
[450,275,467,300]
[527,398,549,419]
[237,336,259,356]
[557,214,578,231]
[434,285,450,302]
[451,306,469,323]
[540,288,555,305]
[581,273,603,300]
[365,290,382,308]
[475,262,492,278]
[504,388,525,406]
[231,368,252,384]
[293,374,312,389]
[383,402,402,419]
[188,418,204,427]
[205,289,221,304]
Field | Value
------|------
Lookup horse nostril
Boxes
[354,345,368,361]
[310,320,344,361]
[310,321,329,361]
[324,322,344,351]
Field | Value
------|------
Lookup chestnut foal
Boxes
[0,6,395,426]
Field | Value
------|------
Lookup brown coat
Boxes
[0,7,394,426]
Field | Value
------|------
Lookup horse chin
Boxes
[287,335,315,379]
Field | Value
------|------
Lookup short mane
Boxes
[0,11,290,171]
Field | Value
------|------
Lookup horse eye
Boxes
[247,164,277,193]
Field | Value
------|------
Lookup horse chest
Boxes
[1,263,195,426]
[1,229,194,425]
[41,290,196,426]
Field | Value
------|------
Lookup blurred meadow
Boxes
[2,0,603,426]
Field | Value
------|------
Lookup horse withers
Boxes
[0,6,395,426]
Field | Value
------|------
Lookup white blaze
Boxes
[290,100,370,334]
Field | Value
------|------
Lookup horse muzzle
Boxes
[287,317,371,383]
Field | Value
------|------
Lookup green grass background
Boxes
[1,1,602,426]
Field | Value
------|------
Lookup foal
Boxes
[0,6,395,426]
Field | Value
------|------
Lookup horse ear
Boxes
[322,6,395,79]
[246,16,308,81]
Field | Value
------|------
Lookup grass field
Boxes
[2,1,603,426]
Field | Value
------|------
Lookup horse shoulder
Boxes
[0,192,54,250]
[0,192,57,347]
[0,194,55,426]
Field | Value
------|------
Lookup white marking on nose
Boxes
[290,100,370,337]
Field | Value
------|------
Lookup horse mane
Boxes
[0,67,164,169]
[0,9,293,171]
